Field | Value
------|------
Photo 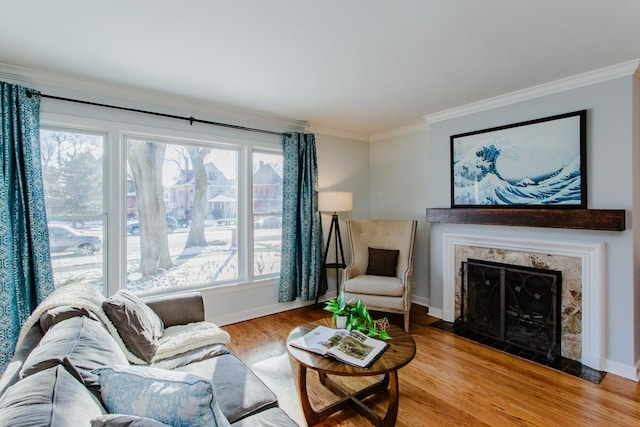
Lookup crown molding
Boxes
[424,59,640,125]
[0,62,307,133]
[370,121,431,142]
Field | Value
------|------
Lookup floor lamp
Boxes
[316,191,353,304]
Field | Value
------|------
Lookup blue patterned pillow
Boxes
[93,365,230,427]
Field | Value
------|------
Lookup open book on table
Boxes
[289,325,389,368]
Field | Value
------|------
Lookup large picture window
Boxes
[41,123,282,296]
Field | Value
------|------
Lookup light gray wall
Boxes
[316,132,370,296]
[371,76,638,378]
[424,76,636,377]
[369,130,432,306]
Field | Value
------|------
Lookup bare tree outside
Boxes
[127,140,172,275]
[185,146,210,248]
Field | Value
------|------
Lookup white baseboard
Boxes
[411,295,429,308]
[603,358,640,382]
[213,292,430,326]
[427,306,443,319]
[212,299,313,326]
[210,289,338,326]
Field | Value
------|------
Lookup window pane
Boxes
[40,129,105,291]
[126,139,239,291]
[253,151,282,276]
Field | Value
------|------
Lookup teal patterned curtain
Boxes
[0,82,54,371]
[279,132,324,302]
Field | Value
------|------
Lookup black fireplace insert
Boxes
[455,259,562,363]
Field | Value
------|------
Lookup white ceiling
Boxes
[1,1,639,137]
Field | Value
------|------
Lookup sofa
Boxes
[0,287,298,426]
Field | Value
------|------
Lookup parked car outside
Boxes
[254,216,282,229]
[48,224,102,255]
[127,216,178,235]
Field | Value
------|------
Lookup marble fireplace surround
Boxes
[441,233,605,371]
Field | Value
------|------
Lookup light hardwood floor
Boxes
[224,305,640,426]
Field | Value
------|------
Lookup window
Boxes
[41,121,282,296]
[125,137,242,291]
[253,151,283,276]
[40,128,105,290]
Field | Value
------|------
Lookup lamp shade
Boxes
[318,191,353,213]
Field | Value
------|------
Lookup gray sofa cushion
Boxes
[103,290,165,363]
[144,292,205,327]
[0,323,44,397]
[0,365,106,426]
[20,316,128,392]
[230,407,299,426]
[91,414,171,427]
[176,353,279,423]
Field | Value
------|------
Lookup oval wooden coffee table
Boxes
[287,318,416,427]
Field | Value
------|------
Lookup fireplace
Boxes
[456,259,562,363]
[441,233,606,372]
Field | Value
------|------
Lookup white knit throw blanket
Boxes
[17,284,230,364]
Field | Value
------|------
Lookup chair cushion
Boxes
[93,365,230,427]
[344,291,406,311]
[343,275,404,297]
[102,290,164,362]
[20,316,128,393]
[0,365,106,426]
[366,247,399,277]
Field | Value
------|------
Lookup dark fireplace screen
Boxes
[456,259,562,363]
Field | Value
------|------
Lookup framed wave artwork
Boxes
[450,110,587,208]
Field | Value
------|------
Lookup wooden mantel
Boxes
[425,208,625,231]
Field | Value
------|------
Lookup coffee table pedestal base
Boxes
[297,365,399,427]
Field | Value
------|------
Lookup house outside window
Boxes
[253,152,283,276]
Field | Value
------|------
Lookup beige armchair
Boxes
[341,219,417,332]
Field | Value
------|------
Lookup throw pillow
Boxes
[20,316,128,392]
[0,365,106,426]
[102,290,164,363]
[366,247,399,277]
[93,365,230,427]
[91,414,170,427]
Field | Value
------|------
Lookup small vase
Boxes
[335,315,348,329]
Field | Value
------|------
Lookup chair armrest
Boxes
[144,292,205,327]
[343,264,362,282]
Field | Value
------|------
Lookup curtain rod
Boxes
[28,91,288,137]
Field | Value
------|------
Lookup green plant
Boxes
[323,291,350,319]
[323,292,391,340]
